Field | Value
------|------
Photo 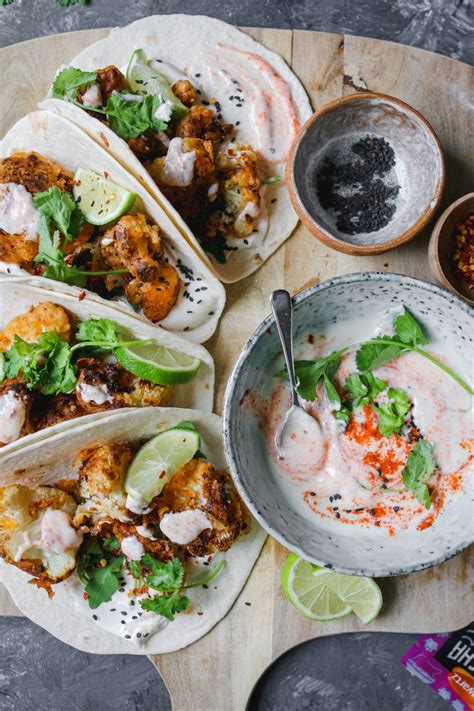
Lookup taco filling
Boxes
[0,421,251,642]
[0,150,211,324]
[0,302,201,447]
[52,50,272,263]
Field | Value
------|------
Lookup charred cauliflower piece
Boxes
[0,232,38,269]
[112,521,179,563]
[0,485,81,589]
[147,138,216,226]
[0,151,74,195]
[73,443,133,529]
[100,213,163,282]
[29,393,84,433]
[151,459,250,556]
[175,105,231,142]
[125,264,180,323]
[0,379,35,447]
[207,145,262,240]
[75,358,172,413]
[172,80,198,107]
[1,302,72,349]
[95,65,128,103]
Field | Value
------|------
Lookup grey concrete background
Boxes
[0,1,472,710]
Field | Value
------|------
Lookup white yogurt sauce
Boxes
[77,382,113,405]
[154,100,173,122]
[112,90,144,103]
[81,83,103,108]
[39,508,82,553]
[120,535,145,561]
[126,494,152,515]
[136,524,157,540]
[161,138,196,187]
[0,183,39,240]
[160,510,212,545]
[0,390,26,444]
[13,531,33,562]
[262,307,473,534]
[275,404,326,478]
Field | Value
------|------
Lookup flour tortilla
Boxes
[0,110,226,344]
[0,407,266,654]
[41,14,313,283]
[0,277,214,456]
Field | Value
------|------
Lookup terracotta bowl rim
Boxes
[286,91,446,256]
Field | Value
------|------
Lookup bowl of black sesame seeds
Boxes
[286,92,445,255]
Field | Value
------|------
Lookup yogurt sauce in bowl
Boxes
[223,273,474,576]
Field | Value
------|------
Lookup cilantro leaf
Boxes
[355,338,404,372]
[143,555,185,592]
[128,560,144,582]
[52,67,97,102]
[373,387,411,437]
[262,175,281,185]
[292,355,341,402]
[3,332,76,395]
[77,534,125,609]
[402,440,435,509]
[75,318,120,348]
[33,186,83,241]
[394,307,428,347]
[201,235,228,264]
[105,94,167,140]
[335,405,351,426]
[140,591,190,621]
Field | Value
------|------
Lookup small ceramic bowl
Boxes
[429,193,474,305]
[286,93,445,255]
[223,273,473,577]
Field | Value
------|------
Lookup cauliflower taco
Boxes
[42,14,312,282]
[0,407,265,654]
[0,278,213,451]
[0,110,225,343]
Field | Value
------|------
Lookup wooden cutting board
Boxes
[0,25,472,711]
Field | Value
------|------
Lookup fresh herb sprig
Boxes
[33,187,128,287]
[402,440,436,509]
[129,554,225,621]
[52,68,168,139]
[1,318,153,395]
[77,535,124,610]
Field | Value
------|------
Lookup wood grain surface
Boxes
[0,25,472,711]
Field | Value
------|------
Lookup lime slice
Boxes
[73,168,137,226]
[126,48,188,121]
[115,343,201,385]
[281,554,383,623]
[281,553,352,621]
[322,569,383,624]
[125,424,200,504]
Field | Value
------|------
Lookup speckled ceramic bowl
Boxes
[286,93,445,255]
[223,273,473,576]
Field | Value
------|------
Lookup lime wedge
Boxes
[281,553,351,621]
[73,168,137,226]
[125,424,201,504]
[281,553,383,623]
[126,48,188,121]
[115,343,201,385]
[322,569,383,624]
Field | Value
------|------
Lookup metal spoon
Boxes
[271,290,323,461]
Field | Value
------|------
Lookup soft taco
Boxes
[0,109,225,343]
[0,408,265,654]
[41,14,312,282]
[0,278,214,451]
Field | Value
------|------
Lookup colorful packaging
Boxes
[400,623,474,709]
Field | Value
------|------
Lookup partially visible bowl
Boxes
[223,273,473,577]
[429,193,474,305]
[286,93,445,255]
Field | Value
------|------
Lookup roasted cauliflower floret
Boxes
[29,393,84,433]
[0,151,74,194]
[127,132,168,162]
[112,521,179,563]
[2,302,72,349]
[73,443,133,528]
[172,79,198,107]
[125,264,180,323]
[0,231,38,268]
[75,358,172,413]
[0,485,82,590]
[206,145,262,239]
[0,379,35,447]
[151,459,251,556]
[175,105,231,142]
[147,137,216,225]
[95,65,128,103]
[100,213,163,282]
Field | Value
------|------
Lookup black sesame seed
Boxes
[125,634,131,639]
[121,611,127,616]
[335,513,341,519]
[393,505,400,512]
[244,602,251,606]
[92,614,98,621]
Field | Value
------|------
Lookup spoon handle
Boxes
[271,290,299,407]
